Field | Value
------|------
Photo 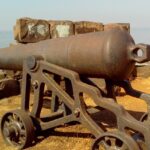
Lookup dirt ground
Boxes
[0,76,150,150]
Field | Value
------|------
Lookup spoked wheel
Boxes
[131,112,148,150]
[140,112,148,122]
[91,131,140,150]
[1,109,35,149]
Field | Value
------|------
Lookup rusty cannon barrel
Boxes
[0,29,150,80]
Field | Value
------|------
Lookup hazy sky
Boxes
[0,0,150,31]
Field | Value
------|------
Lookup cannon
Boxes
[1,29,150,150]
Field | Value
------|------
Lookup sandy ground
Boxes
[0,77,150,150]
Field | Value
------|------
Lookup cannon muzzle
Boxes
[130,44,150,63]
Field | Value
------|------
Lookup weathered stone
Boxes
[13,18,50,43]
[9,41,22,47]
[104,23,130,32]
[0,78,20,99]
[74,21,104,34]
[0,70,6,80]
[49,20,74,38]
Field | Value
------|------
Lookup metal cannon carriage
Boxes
[0,30,150,150]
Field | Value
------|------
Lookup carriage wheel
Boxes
[131,112,148,150]
[140,112,148,122]
[1,109,35,149]
[91,131,140,150]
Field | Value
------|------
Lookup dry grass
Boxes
[0,77,150,150]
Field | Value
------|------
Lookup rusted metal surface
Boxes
[0,30,148,80]
[0,30,150,149]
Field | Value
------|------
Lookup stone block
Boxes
[13,18,50,43]
[74,21,103,34]
[104,23,130,32]
[49,20,74,38]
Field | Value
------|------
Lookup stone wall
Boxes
[13,18,130,43]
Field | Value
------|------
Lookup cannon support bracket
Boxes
[1,56,150,149]
[20,57,150,149]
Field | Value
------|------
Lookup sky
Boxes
[0,0,150,31]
